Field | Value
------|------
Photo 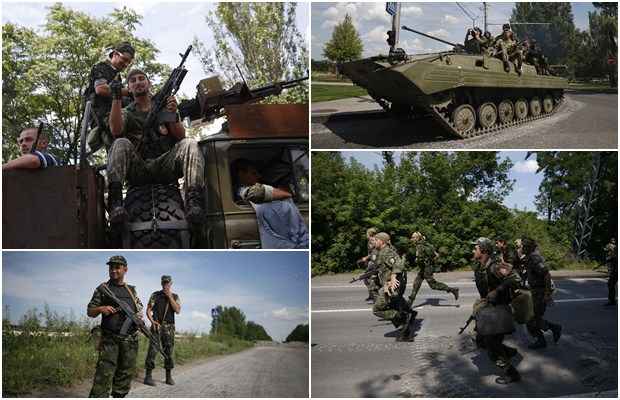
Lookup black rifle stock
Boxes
[458,314,475,335]
[99,284,169,362]
[144,45,192,135]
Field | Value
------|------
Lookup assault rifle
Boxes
[458,314,475,335]
[178,73,308,122]
[99,283,169,362]
[350,263,379,284]
[31,122,44,154]
[144,45,192,134]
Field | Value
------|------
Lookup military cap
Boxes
[106,255,127,266]
[375,232,390,243]
[502,23,511,31]
[110,41,135,58]
[161,275,172,283]
[127,68,149,82]
[366,227,378,237]
[472,237,494,254]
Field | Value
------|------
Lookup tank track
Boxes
[429,94,565,139]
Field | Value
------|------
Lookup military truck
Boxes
[3,75,308,249]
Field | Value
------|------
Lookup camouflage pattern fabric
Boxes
[364,243,380,300]
[408,241,452,303]
[107,137,205,191]
[89,331,139,398]
[494,35,523,68]
[372,245,407,326]
[145,323,175,370]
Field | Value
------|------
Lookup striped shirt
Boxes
[33,151,59,169]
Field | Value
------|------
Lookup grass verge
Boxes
[311,73,352,83]
[567,82,617,93]
[312,84,368,103]
[2,329,252,396]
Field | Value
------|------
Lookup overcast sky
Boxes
[3,251,309,341]
[339,150,543,212]
[312,2,596,59]
[1,0,309,99]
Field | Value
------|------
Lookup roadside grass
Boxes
[311,72,351,83]
[567,82,617,93]
[312,84,368,103]
[3,326,252,396]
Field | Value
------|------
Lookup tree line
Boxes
[311,152,617,276]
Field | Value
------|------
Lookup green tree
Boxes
[323,14,363,71]
[210,305,247,338]
[2,4,167,164]
[588,5,618,85]
[244,321,272,341]
[192,2,308,103]
[285,324,308,343]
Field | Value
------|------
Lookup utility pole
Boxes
[386,2,401,52]
[483,2,488,33]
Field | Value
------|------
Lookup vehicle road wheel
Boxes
[514,98,528,120]
[477,102,498,129]
[498,100,514,124]
[451,104,477,136]
[123,184,191,249]
[530,97,542,117]
[543,95,554,114]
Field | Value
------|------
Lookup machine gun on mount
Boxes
[178,70,308,123]
[401,25,467,53]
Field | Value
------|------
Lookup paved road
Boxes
[311,277,617,397]
[311,93,617,149]
[129,345,309,398]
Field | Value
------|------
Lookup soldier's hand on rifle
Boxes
[166,96,178,113]
[100,306,118,316]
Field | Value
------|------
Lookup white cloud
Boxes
[191,310,211,322]
[363,3,391,23]
[365,26,389,45]
[401,5,423,17]
[443,15,459,24]
[513,160,539,173]
[426,29,450,39]
[271,307,308,322]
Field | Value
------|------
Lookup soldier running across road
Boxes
[358,227,380,303]
[87,255,143,398]
[407,231,459,306]
[372,232,416,342]
[520,238,562,349]
[471,237,522,385]
[144,275,181,386]
[604,238,617,306]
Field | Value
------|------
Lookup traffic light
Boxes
[387,30,396,47]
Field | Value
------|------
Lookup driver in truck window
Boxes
[3,127,59,171]
[231,158,309,249]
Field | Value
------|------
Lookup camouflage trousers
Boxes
[408,266,453,304]
[364,275,380,300]
[145,323,175,370]
[495,43,523,68]
[483,333,514,372]
[373,292,409,328]
[107,137,205,191]
[89,332,139,398]
[526,290,560,338]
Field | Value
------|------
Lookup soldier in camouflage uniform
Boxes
[521,238,562,349]
[407,231,459,306]
[84,42,135,152]
[358,227,380,303]
[604,238,617,306]
[493,24,524,74]
[144,275,181,386]
[495,237,526,284]
[524,39,549,75]
[372,232,416,341]
[472,238,522,384]
[88,255,143,398]
[106,69,205,228]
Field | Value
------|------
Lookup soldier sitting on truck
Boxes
[2,127,59,171]
[106,69,206,229]
[232,158,309,249]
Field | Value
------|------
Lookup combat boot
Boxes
[502,344,519,359]
[396,313,414,342]
[503,60,511,73]
[528,335,547,349]
[108,182,127,224]
[185,186,205,227]
[143,369,156,386]
[550,323,562,343]
[165,369,175,385]
[449,288,460,301]
[495,366,521,385]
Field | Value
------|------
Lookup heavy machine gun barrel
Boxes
[401,25,464,50]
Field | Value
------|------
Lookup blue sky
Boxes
[1,1,309,99]
[339,151,542,211]
[2,251,309,341]
[312,2,596,58]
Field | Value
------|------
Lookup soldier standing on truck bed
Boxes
[84,42,135,152]
[106,68,206,230]
[2,127,59,171]
[87,255,143,398]
[144,275,181,387]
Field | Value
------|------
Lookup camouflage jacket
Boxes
[376,244,404,285]
[414,241,437,272]
[477,257,521,304]
[525,249,552,292]
[88,280,143,335]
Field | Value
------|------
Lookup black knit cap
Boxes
[109,41,135,58]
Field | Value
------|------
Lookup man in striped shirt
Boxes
[2,127,59,170]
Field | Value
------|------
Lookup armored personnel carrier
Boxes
[339,26,568,139]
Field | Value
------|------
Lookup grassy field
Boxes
[311,72,351,83]
[312,84,368,103]
[2,328,252,396]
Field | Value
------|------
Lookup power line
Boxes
[456,2,479,26]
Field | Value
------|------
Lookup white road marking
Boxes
[312,278,606,290]
[312,297,608,313]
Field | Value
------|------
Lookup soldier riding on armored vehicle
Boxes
[339,23,568,139]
